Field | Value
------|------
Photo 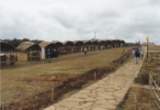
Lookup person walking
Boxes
[135,48,140,64]
[47,49,51,62]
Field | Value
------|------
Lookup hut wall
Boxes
[74,46,83,52]
[89,45,95,51]
[94,45,97,51]
[28,51,41,61]
[106,44,112,48]
[17,52,27,62]
[80,47,83,52]
[0,54,7,66]
[0,52,17,66]
[58,47,65,54]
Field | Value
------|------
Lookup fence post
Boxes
[147,44,149,62]
[149,73,152,109]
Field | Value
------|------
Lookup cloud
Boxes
[0,0,160,44]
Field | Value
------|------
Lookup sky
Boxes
[0,0,160,44]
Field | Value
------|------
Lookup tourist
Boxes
[135,48,140,64]
[47,49,51,62]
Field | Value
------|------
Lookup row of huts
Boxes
[0,39,125,66]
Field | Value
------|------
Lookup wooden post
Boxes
[147,44,149,62]
[146,36,150,62]
[149,73,152,109]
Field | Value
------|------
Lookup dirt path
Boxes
[44,56,144,110]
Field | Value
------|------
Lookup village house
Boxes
[0,41,16,66]
[17,41,41,61]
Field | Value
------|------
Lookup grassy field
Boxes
[1,47,130,106]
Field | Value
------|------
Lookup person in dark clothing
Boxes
[47,49,51,62]
[135,48,140,64]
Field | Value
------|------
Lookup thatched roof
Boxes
[52,41,63,47]
[0,41,15,52]
[98,40,106,45]
[64,41,74,46]
[119,40,125,44]
[17,41,41,52]
[92,40,99,45]
[84,40,93,45]
[105,40,112,44]
[39,42,54,48]
[74,41,84,46]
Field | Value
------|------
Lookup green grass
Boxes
[1,47,130,106]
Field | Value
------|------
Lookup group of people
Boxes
[132,48,144,64]
[46,48,59,60]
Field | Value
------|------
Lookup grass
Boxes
[117,87,151,110]
[118,45,160,110]
[1,47,130,106]
[149,45,160,51]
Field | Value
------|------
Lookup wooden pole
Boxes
[147,44,149,62]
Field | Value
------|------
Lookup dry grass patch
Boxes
[1,47,130,106]
[149,45,160,51]
[117,87,159,110]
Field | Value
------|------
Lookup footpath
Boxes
[44,56,144,110]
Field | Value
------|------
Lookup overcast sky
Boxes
[0,0,160,44]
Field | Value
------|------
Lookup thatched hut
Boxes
[74,41,84,52]
[99,40,106,50]
[52,41,64,54]
[84,40,94,51]
[111,40,121,48]
[53,41,64,47]
[63,41,74,53]
[17,41,41,61]
[105,40,113,48]
[0,41,15,51]
[119,40,125,47]
[84,40,93,46]
[91,40,100,50]
[0,41,16,65]
[39,42,58,59]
